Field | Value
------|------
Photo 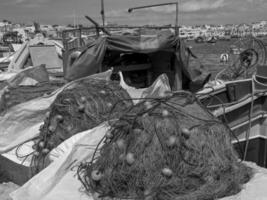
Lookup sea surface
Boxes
[186,37,267,79]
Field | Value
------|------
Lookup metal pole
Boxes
[128,2,177,12]
[128,2,179,36]
[175,2,178,36]
[101,0,105,27]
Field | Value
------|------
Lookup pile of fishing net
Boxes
[31,78,133,174]
[78,91,252,200]
[0,81,64,114]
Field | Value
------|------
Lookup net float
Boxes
[126,153,135,165]
[144,101,153,110]
[91,170,102,181]
[162,109,169,117]
[167,136,177,147]
[42,148,50,154]
[105,131,113,139]
[162,168,173,178]
[181,128,191,139]
[116,139,125,150]
[48,125,56,133]
[55,115,63,122]
[78,104,85,112]
[38,141,45,148]
[80,96,87,103]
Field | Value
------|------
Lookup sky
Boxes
[0,0,266,26]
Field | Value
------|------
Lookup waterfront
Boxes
[187,37,267,79]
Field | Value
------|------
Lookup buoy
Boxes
[116,139,125,150]
[144,101,153,110]
[126,153,135,165]
[162,109,169,117]
[162,168,173,178]
[38,141,45,148]
[167,136,177,147]
[91,170,102,181]
[100,90,106,95]
[78,104,85,112]
[80,96,87,103]
[45,111,50,119]
[48,125,56,133]
[181,128,191,139]
[42,148,50,154]
[55,115,63,122]
[106,131,113,139]
[107,102,113,108]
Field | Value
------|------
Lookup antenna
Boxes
[101,0,105,27]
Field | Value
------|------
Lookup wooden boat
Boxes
[197,65,267,167]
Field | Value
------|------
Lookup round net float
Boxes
[80,96,87,103]
[161,168,173,178]
[116,139,125,150]
[144,101,153,110]
[91,170,102,181]
[166,136,177,147]
[126,153,135,165]
[162,109,169,117]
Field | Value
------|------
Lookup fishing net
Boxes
[78,91,252,200]
[31,78,133,174]
[0,81,64,114]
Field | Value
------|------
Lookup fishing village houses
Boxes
[178,20,267,40]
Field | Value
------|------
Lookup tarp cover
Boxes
[65,32,210,90]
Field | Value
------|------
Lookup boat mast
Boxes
[101,0,105,27]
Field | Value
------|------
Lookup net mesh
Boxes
[78,91,252,200]
[31,78,133,174]
[0,81,64,114]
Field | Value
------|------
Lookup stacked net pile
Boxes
[0,81,64,114]
[31,78,133,174]
[78,91,252,200]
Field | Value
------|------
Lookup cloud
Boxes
[7,0,51,7]
[135,0,227,13]
[181,0,226,12]
[106,10,128,18]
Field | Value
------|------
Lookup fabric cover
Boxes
[65,32,210,91]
